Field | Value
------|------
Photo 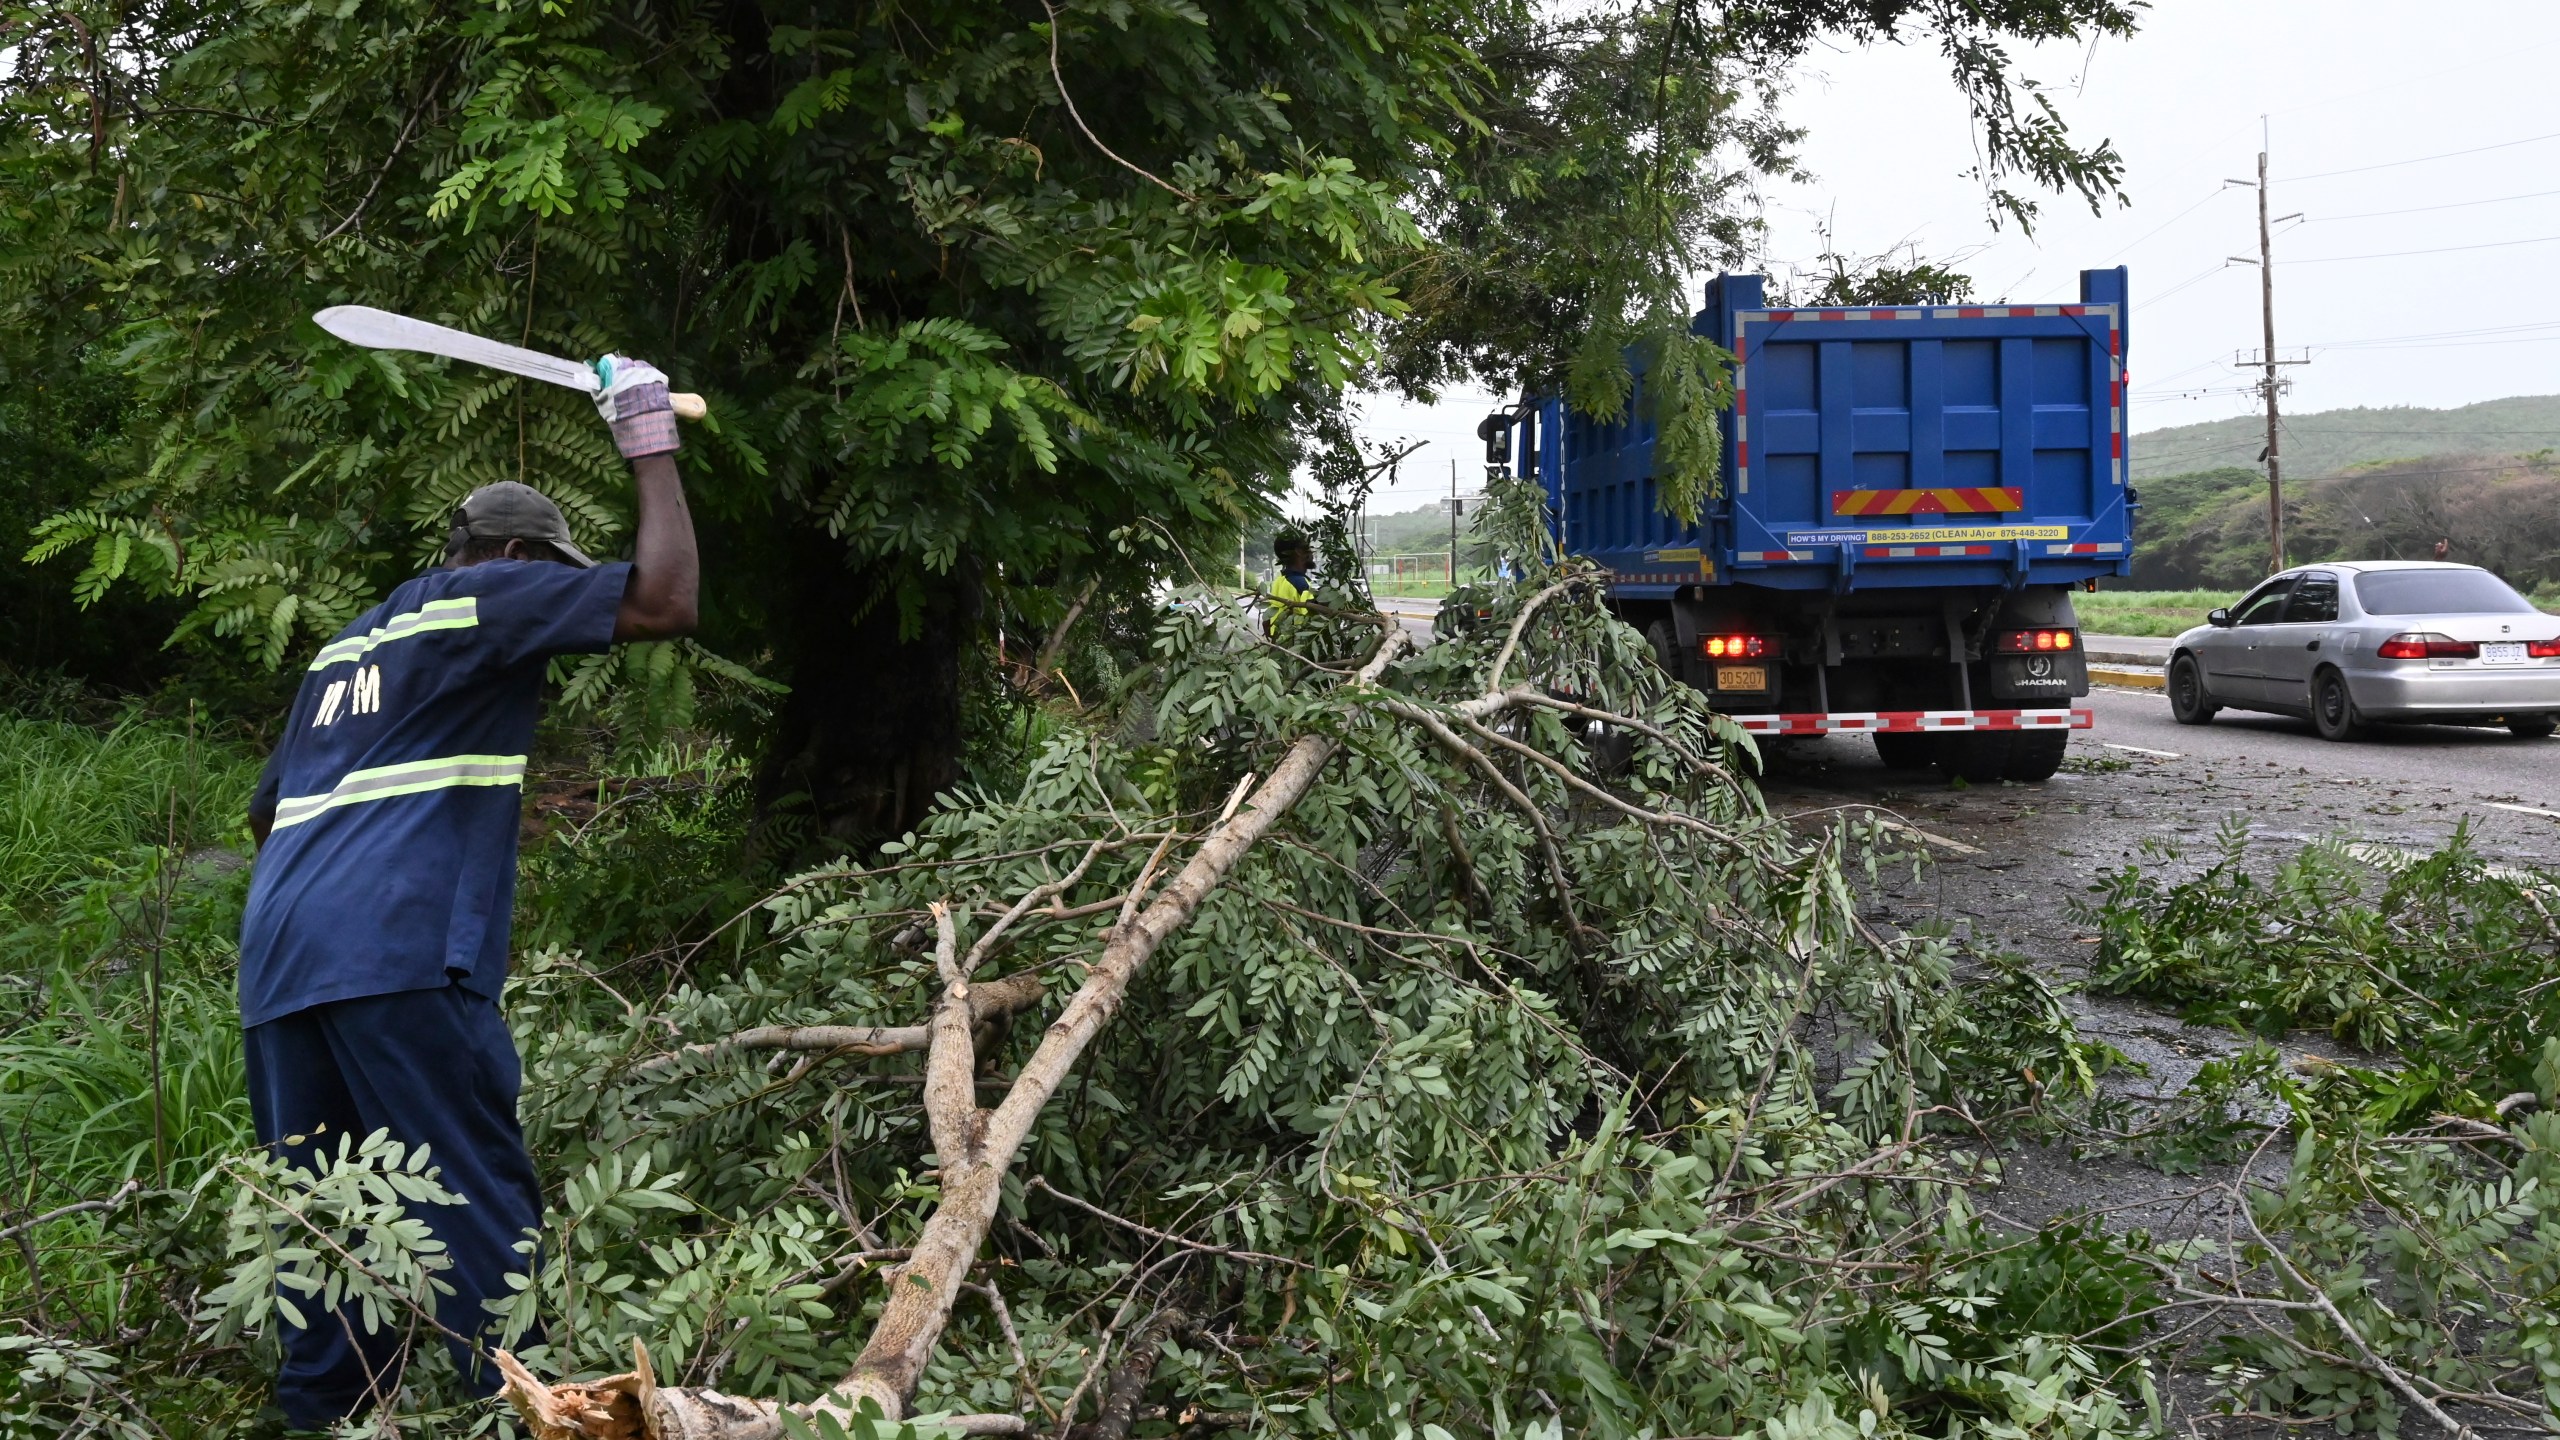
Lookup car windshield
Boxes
[2353,568,2537,616]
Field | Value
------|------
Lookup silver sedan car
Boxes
[2166,562,2560,740]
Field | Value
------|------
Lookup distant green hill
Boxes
[2121,396,2560,588]
[1367,505,1455,554]
[2133,394,2560,480]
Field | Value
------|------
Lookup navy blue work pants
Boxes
[243,983,543,1428]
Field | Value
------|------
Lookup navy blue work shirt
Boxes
[239,559,632,1027]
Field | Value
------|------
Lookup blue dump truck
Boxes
[1481,269,2130,782]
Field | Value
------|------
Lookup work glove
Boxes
[591,355,681,459]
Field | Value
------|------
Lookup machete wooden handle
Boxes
[672,392,708,422]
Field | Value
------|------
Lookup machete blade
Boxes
[315,306,599,394]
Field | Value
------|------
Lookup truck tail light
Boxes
[1995,629,2077,654]
[2377,632,2478,659]
[2531,639,2560,658]
[1701,634,1770,659]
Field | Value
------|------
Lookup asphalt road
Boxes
[1773,685,2560,807]
[1376,597,1439,646]
[1374,598,2560,803]
[2070,683,2560,804]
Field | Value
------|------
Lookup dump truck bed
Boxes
[1523,269,2133,599]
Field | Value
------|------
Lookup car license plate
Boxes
[2483,642,2528,665]
[1716,665,1768,691]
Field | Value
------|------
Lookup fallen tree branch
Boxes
[1399,703,1596,945]
[505,627,1411,1438]
[1484,578,1580,692]
[1068,1306,1192,1440]
[0,1179,141,1240]
[631,972,1049,1078]
[1022,577,1103,695]
[2240,1194,2480,1440]
[1025,1175,1312,1268]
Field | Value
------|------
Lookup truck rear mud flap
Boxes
[1727,708,2092,736]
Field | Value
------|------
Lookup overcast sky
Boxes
[1349,0,2560,514]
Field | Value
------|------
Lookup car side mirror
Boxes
[2207,607,2233,628]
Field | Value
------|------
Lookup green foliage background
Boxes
[2,0,2138,726]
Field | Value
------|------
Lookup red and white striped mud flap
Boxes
[1727,708,2093,736]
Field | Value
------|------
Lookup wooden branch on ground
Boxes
[503,629,1412,1439]
[1068,1307,1193,1440]
[2239,1199,2480,1440]
[1397,703,1595,945]
[0,1179,141,1240]
[1022,577,1103,694]
[630,972,1049,1078]
[1483,578,1580,692]
[1025,1175,1312,1268]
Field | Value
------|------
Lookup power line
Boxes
[2129,356,2239,394]
[2136,259,2240,310]
[2284,232,2560,265]
[2100,186,2234,262]
[2281,128,2560,182]
[2307,319,2560,348]
[2311,335,2560,355]
[2303,187,2560,224]
[2217,428,2560,438]
[2136,385,2260,403]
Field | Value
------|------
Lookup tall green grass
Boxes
[0,708,257,924]
[0,704,262,1317]
[2075,589,2239,638]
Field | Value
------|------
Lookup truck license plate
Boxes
[1716,665,1768,691]
[2483,642,2528,665]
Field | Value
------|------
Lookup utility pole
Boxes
[2255,148,2283,574]
[1447,459,1460,584]
[2229,126,2306,574]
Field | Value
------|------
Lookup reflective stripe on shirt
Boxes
[270,753,528,830]
[307,598,480,671]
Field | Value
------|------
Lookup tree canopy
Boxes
[2,0,2136,834]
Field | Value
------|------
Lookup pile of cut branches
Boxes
[389,481,2123,1439]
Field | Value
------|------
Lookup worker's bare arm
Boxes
[249,803,274,852]
[612,452,699,642]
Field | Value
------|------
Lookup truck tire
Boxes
[1936,732,2014,784]
[1644,619,1679,671]
[1872,732,1940,771]
[2002,730,2069,781]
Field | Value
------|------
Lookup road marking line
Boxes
[2103,743,2183,759]
[2486,801,2560,820]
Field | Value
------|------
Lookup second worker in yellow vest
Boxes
[1267,531,1316,635]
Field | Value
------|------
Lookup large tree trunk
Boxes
[758,539,980,849]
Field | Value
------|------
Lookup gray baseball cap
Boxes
[448,481,597,567]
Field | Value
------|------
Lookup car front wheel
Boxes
[2167,653,2218,725]
[2508,713,2557,739]
[2311,668,2366,742]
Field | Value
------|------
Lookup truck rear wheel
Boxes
[1872,732,1940,771]
[1935,732,2014,784]
[2001,730,2069,781]
[1644,620,1679,671]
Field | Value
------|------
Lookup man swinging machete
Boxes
[239,353,695,1428]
